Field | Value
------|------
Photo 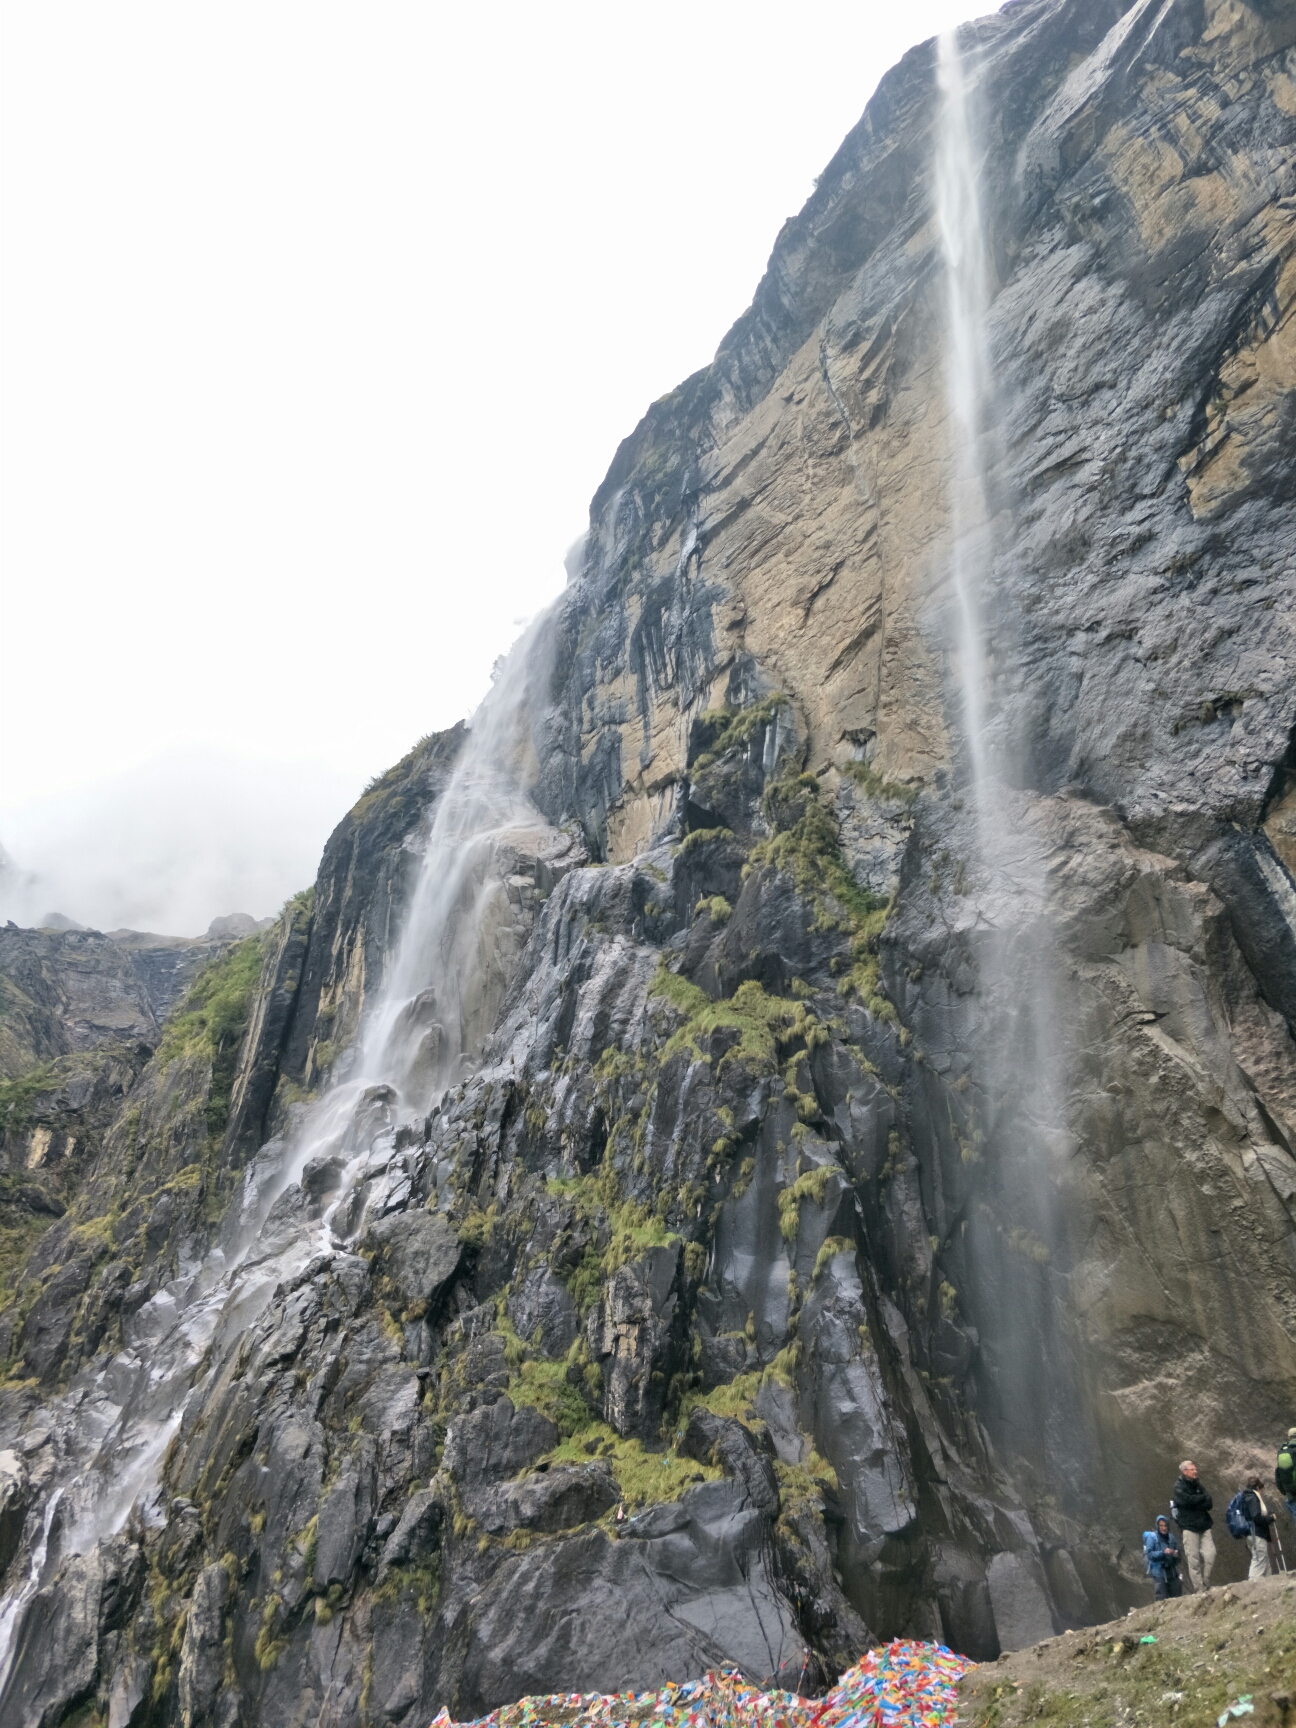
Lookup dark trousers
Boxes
[1154,1569,1184,1599]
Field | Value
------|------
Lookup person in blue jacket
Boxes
[1144,1513,1184,1599]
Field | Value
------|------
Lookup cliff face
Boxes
[1,1,1295,1724]
[0,925,254,1326]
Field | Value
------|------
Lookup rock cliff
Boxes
[0,1,1294,1724]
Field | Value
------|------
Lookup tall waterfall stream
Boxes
[0,619,562,1691]
[936,25,993,812]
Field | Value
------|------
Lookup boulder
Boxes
[364,1208,461,1315]
[471,1463,619,1536]
[443,1397,558,1489]
[679,1408,779,1515]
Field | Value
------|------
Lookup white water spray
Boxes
[0,613,564,1694]
[936,27,994,805]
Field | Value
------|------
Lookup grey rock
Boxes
[0,1540,142,1728]
[754,1381,808,1466]
[986,1551,1057,1653]
[106,1649,150,1728]
[376,1487,443,1581]
[206,914,265,940]
[440,1482,806,1714]
[507,1268,579,1360]
[471,1463,619,1537]
[4,1,1296,1707]
[587,1246,685,1440]
[443,1397,558,1489]
[313,1449,376,1589]
[680,1408,779,1515]
[364,1209,461,1316]
[176,1561,231,1728]
[0,1447,28,1583]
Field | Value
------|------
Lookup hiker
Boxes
[1276,1430,1296,1527]
[1143,1514,1183,1599]
[1239,1476,1277,1579]
[1171,1459,1216,1591]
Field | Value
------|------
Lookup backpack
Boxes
[1278,1446,1295,1491]
[1226,1492,1253,1539]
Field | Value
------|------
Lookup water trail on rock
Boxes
[0,614,558,1691]
[932,28,1076,1474]
[936,27,993,811]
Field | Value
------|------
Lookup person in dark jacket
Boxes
[1145,1514,1183,1599]
[1171,1459,1215,1591]
[1275,1429,1296,1528]
[1241,1475,1277,1580]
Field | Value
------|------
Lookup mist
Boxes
[2,0,984,939]
[0,751,361,936]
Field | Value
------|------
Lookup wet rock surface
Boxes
[0,1,1294,1724]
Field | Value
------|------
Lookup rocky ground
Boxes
[956,1572,1296,1728]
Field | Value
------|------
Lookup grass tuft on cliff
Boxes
[746,769,894,1018]
[155,934,266,1139]
[689,694,789,774]
[648,966,827,1073]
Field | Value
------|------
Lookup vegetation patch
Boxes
[508,1346,600,1436]
[649,967,827,1074]
[155,936,266,1140]
[545,1164,680,1296]
[541,1422,721,1511]
[843,758,918,805]
[813,1235,856,1281]
[694,895,732,924]
[0,1064,57,1140]
[747,770,894,1020]
[774,1450,840,1515]
[689,695,789,774]
[675,826,734,858]
[777,1166,838,1244]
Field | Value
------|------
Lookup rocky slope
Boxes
[954,1571,1296,1728]
[0,923,242,1081]
[0,922,264,1321]
[0,0,1293,1725]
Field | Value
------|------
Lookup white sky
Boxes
[2,0,981,934]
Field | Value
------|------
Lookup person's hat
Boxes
[1287,1427,1296,1439]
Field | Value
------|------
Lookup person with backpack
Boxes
[1171,1459,1215,1591]
[1143,1514,1183,1599]
[1235,1475,1277,1579]
[1275,1429,1296,1527]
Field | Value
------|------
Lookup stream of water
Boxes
[0,615,558,1694]
[936,26,994,812]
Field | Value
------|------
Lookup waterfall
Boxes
[0,612,560,1693]
[936,26,993,806]
[930,29,1081,1482]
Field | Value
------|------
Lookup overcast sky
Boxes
[2,0,981,935]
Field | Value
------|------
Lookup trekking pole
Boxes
[1275,1527,1288,1575]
